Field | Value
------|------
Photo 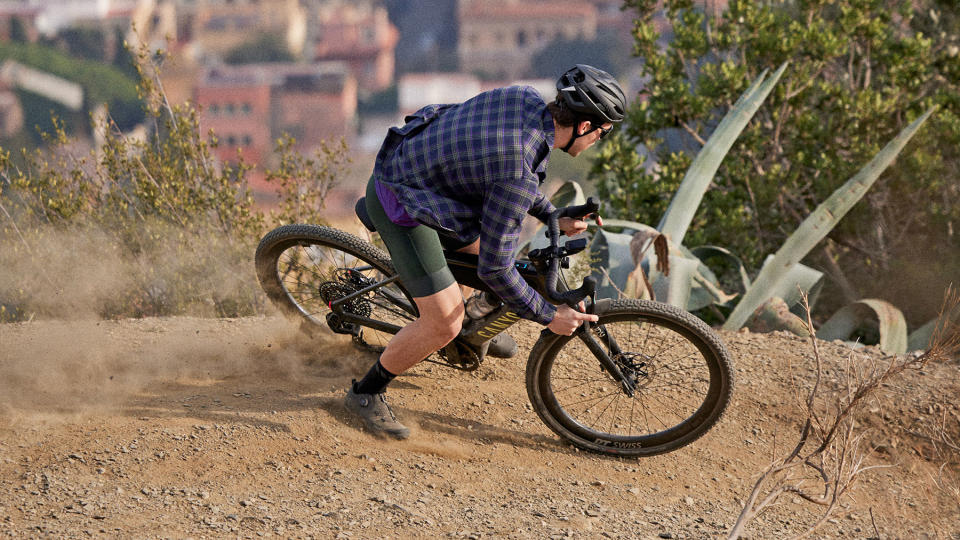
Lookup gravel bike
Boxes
[254,198,734,457]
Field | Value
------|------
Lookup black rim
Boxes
[539,312,724,449]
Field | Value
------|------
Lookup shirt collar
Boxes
[542,106,555,148]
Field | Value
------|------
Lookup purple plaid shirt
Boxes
[374,85,559,324]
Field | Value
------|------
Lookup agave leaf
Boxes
[651,255,700,308]
[907,319,938,352]
[907,304,960,351]
[690,245,752,294]
[723,107,937,331]
[816,299,908,354]
[657,62,788,244]
[588,220,736,309]
[589,227,640,299]
[755,255,824,315]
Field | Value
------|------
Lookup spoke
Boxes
[559,387,624,408]
[636,390,673,432]
[367,296,415,321]
[637,390,696,424]
[551,376,614,395]
[643,377,710,392]
[652,359,707,376]
[607,389,621,434]
[586,391,621,430]
[628,392,639,437]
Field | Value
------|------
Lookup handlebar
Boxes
[528,197,600,310]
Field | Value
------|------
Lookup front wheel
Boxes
[526,299,734,457]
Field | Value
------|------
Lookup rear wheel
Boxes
[526,299,734,457]
[255,224,417,353]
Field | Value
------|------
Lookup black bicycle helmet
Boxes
[556,64,626,124]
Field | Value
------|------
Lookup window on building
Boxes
[226,135,237,146]
[517,30,527,47]
[225,103,236,116]
[209,103,219,115]
[206,17,227,31]
[362,27,375,43]
[242,134,252,146]
[241,103,252,115]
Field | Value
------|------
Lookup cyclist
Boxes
[346,64,627,439]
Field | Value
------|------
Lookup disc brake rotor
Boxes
[614,351,653,389]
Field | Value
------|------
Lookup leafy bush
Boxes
[0,44,349,322]
[597,0,960,326]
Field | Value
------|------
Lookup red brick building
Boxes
[194,62,357,167]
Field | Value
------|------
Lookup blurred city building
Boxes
[173,0,306,61]
[194,62,357,166]
[304,0,398,94]
[10,0,140,36]
[457,0,597,80]
[0,2,41,42]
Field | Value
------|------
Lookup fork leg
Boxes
[575,325,636,397]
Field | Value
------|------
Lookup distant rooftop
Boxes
[201,62,351,93]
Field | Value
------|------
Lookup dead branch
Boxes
[728,286,960,539]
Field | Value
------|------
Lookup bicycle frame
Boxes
[328,253,637,394]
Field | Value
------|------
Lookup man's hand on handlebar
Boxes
[547,303,599,336]
[557,213,602,237]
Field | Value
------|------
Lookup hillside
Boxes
[1,316,957,538]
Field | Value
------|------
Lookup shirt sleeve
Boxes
[477,174,558,325]
[527,188,556,223]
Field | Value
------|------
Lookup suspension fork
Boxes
[575,322,637,397]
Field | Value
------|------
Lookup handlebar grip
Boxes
[557,197,600,219]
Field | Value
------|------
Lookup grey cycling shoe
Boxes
[344,386,410,440]
[486,333,518,359]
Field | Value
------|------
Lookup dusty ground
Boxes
[1,315,958,539]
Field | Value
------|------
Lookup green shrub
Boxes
[0,44,349,322]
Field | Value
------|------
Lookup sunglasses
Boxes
[584,123,613,140]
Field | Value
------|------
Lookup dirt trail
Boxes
[1,316,957,538]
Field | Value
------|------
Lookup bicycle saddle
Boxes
[355,197,377,232]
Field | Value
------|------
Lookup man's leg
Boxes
[346,178,463,439]
[379,284,464,374]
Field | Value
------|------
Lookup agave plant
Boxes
[530,63,938,354]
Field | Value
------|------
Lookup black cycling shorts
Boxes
[364,177,475,298]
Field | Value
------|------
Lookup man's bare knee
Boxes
[413,285,465,346]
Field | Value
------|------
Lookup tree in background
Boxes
[594,0,960,325]
[224,33,295,65]
[0,41,144,138]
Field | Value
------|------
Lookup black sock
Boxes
[353,359,397,395]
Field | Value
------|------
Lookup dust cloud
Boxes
[0,223,258,321]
